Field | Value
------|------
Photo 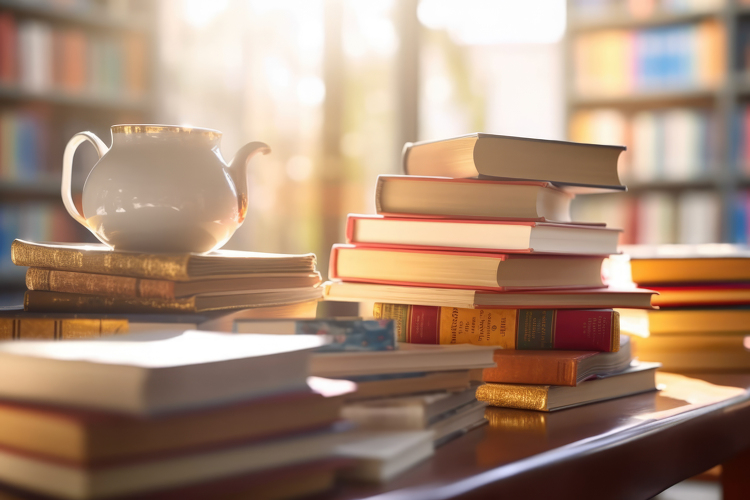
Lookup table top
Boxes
[330,372,750,500]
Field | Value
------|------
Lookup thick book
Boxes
[10,239,317,280]
[650,284,750,307]
[624,244,750,284]
[482,336,632,386]
[476,363,658,411]
[0,317,128,339]
[324,281,656,309]
[374,304,620,352]
[376,176,574,221]
[402,133,625,192]
[26,267,322,299]
[0,379,351,464]
[329,245,605,291]
[346,215,620,255]
[633,335,750,371]
[0,331,325,415]
[310,343,496,378]
[0,422,349,500]
[646,309,750,335]
[23,288,323,314]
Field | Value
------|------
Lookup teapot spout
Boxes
[228,141,271,222]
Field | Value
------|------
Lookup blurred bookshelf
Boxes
[565,0,750,245]
[0,0,156,294]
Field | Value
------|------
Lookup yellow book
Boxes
[633,335,750,371]
[647,309,750,335]
[0,318,128,340]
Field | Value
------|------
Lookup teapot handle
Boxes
[61,132,109,228]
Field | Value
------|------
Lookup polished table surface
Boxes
[329,373,750,500]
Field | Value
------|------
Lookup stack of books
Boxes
[627,244,750,371]
[7,239,324,331]
[0,331,356,498]
[324,133,659,411]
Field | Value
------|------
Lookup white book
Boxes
[18,21,52,93]
[0,331,326,415]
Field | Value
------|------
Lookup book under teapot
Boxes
[62,124,270,253]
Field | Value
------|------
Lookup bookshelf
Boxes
[565,0,750,245]
[0,0,157,294]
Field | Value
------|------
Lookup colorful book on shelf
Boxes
[25,268,322,299]
[324,281,656,309]
[346,215,620,255]
[375,175,575,222]
[402,133,625,192]
[624,244,750,284]
[476,363,659,412]
[0,378,351,465]
[632,335,750,371]
[0,330,326,415]
[10,240,317,280]
[23,288,324,314]
[234,318,397,352]
[374,303,620,352]
[329,245,606,291]
[482,336,632,386]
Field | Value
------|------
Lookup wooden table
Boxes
[330,373,750,500]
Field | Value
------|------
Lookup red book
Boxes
[0,13,17,84]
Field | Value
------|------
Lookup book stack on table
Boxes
[2,239,324,336]
[324,133,660,412]
[627,244,750,371]
[0,331,358,499]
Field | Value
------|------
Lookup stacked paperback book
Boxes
[325,133,659,411]
[3,239,324,336]
[627,244,750,371]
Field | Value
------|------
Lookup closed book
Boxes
[11,239,317,281]
[374,304,620,352]
[650,284,750,307]
[376,176,574,222]
[23,288,323,314]
[26,268,322,299]
[346,215,620,255]
[0,331,325,415]
[646,309,750,335]
[633,335,750,371]
[625,244,750,284]
[324,281,656,310]
[344,371,472,401]
[402,133,625,192]
[0,13,17,83]
[330,245,605,291]
[0,317,128,340]
[0,381,349,465]
[482,336,632,386]
[476,363,658,411]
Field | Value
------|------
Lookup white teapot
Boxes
[61,125,270,253]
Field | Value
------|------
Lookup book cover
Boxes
[374,304,619,352]
[0,318,128,340]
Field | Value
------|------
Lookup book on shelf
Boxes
[476,362,659,411]
[0,330,326,415]
[330,245,606,291]
[324,281,657,309]
[374,303,621,352]
[11,240,317,280]
[0,378,350,465]
[310,343,497,378]
[402,133,625,192]
[22,288,324,314]
[481,336,632,386]
[625,244,750,284]
[343,370,473,401]
[376,176,574,222]
[346,215,620,255]
[335,430,434,483]
[649,284,750,307]
[633,335,750,371]
[25,267,323,299]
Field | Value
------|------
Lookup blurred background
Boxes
[0,0,742,299]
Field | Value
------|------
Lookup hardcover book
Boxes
[402,133,625,192]
[374,303,620,352]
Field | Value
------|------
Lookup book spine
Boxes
[476,383,550,411]
[481,355,579,386]
[26,268,176,299]
[24,291,196,314]
[0,318,128,339]
[374,304,619,352]
[11,240,192,280]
